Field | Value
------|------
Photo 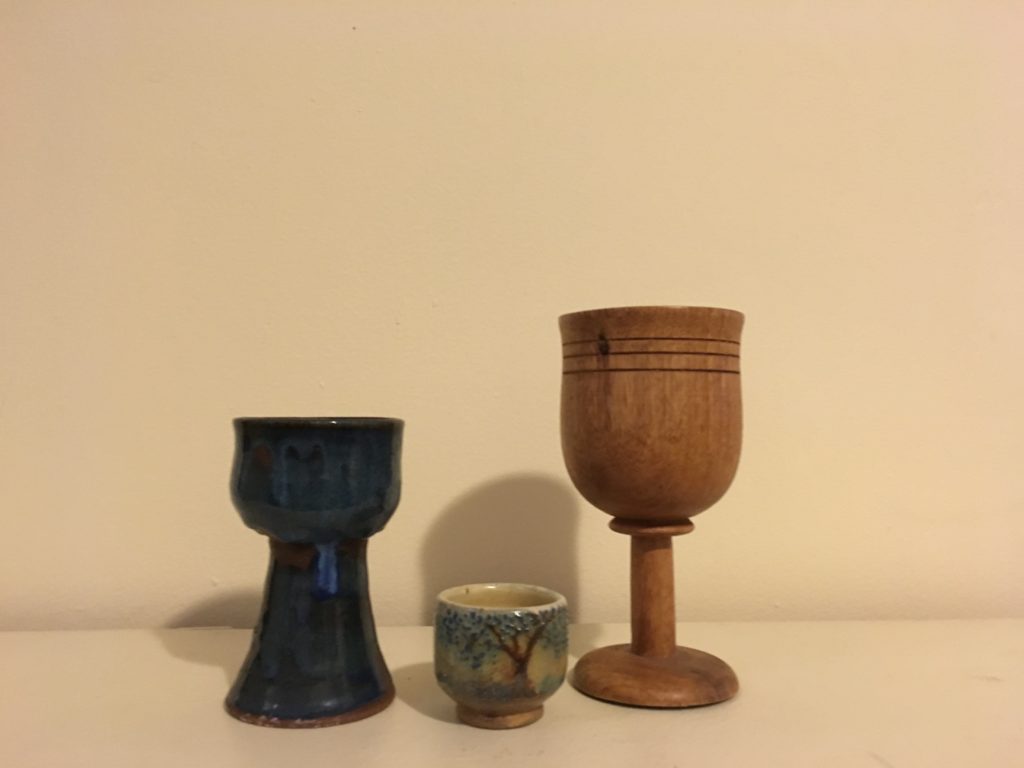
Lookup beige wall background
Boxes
[2,1,1021,630]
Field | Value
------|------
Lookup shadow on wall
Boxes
[159,588,263,684]
[164,587,263,629]
[418,473,581,625]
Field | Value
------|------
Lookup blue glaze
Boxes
[313,543,339,600]
[227,417,403,726]
[232,417,402,544]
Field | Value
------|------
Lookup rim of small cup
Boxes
[437,583,566,612]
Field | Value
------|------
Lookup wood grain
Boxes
[559,306,743,708]
[560,307,742,523]
[572,644,738,708]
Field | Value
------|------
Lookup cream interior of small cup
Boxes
[439,583,562,610]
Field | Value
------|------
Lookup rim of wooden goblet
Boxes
[558,305,744,321]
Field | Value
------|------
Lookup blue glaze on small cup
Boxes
[226,417,402,727]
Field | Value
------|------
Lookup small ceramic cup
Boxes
[434,583,569,729]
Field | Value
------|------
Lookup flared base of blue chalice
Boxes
[225,538,394,727]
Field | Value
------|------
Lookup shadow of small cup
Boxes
[434,583,568,729]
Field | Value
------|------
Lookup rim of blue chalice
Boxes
[233,416,403,428]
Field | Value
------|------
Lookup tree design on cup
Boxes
[435,584,568,729]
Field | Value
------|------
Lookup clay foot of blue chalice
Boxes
[225,417,403,728]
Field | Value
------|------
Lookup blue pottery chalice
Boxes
[226,417,403,727]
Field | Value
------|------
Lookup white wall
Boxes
[2,1,1021,629]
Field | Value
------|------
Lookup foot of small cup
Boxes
[572,644,738,708]
[456,703,544,729]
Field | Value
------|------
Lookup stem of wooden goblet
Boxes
[630,535,676,657]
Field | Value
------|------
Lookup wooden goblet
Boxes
[559,306,743,708]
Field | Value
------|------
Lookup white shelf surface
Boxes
[1,621,1021,767]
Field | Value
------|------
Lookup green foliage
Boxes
[436,605,568,675]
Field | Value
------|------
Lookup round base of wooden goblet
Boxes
[571,644,738,708]
[456,703,544,729]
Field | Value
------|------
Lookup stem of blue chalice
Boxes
[225,537,393,727]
